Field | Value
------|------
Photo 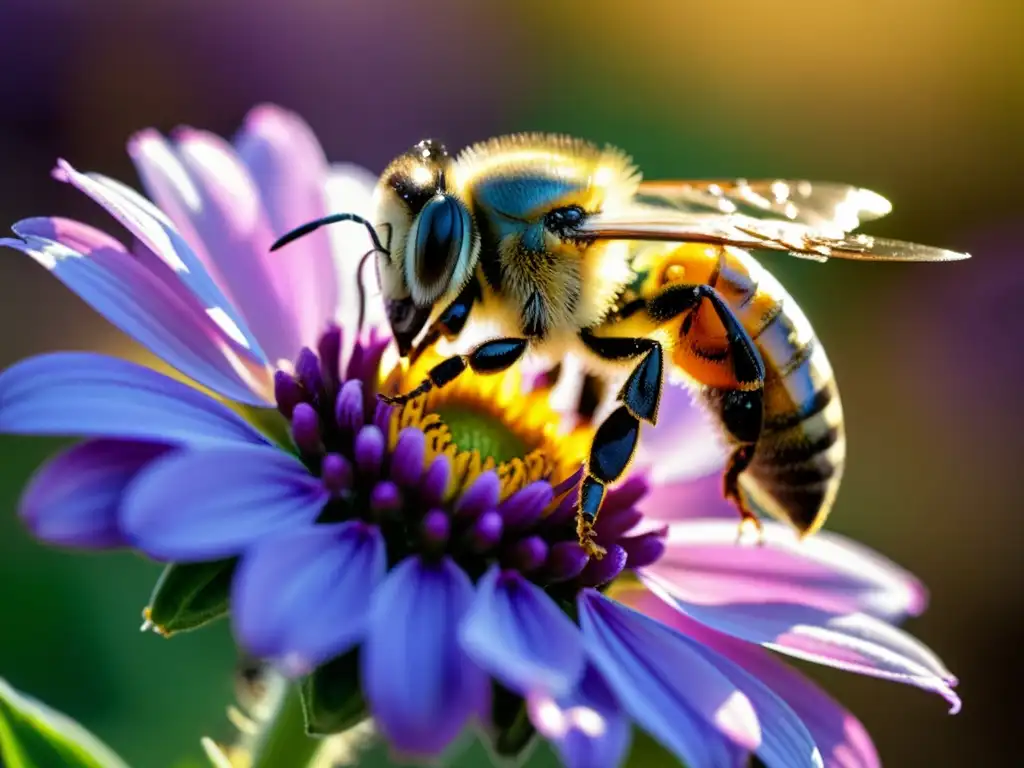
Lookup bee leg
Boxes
[648,284,765,387]
[379,337,529,405]
[408,277,481,364]
[578,406,643,559]
[718,388,766,544]
[648,284,768,537]
[576,332,665,557]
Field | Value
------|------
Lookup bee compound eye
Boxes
[410,195,467,302]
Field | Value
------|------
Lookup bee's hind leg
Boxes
[576,332,665,558]
[723,445,764,543]
[716,388,766,544]
[648,283,768,542]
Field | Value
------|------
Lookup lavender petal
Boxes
[391,427,426,487]
[138,129,302,362]
[233,521,384,675]
[3,218,269,405]
[454,471,500,519]
[335,380,365,432]
[0,353,266,447]
[20,439,171,549]
[460,566,584,697]
[577,543,628,588]
[121,444,327,561]
[55,158,266,364]
[544,541,591,583]
[644,520,927,621]
[623,589,879,768]
[363,556,489,756]
[578,590,761,766]
[353,425,385,476]
[235,105,339,348]
[498,481,554,529]
[641,572,960,713]
[527,664,631,768]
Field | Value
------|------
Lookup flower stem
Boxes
[249,682,321,768]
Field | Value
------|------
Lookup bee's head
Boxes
[374,139,478,356]
[268,138,476,356]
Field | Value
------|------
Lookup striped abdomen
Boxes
[691,246,846,535]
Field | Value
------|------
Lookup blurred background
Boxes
[0,0,1020,765]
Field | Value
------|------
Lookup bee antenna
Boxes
[269,213,390,256]
[355,247,376,335]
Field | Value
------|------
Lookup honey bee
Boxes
[272,135,969,557]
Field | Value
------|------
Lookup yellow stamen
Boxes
[383,350,592,503]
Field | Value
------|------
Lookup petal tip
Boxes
[906,579,930,617]
[126,128,164,154]
[945,688,962,715]
[244,103,295,129]
[51,158,73,182]
[170,125,206,145]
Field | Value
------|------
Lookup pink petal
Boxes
[130,128,301,363]
[126,130,220,279]
[324,163,386,337]
[632,379,728,482]
[54,160,266,365]
[638,470,738,523]
[235,105,339,349]
[640,572,960,713]
[4,218,272,404]
[644,520,926,621]
[623,587,881,768]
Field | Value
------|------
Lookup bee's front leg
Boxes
[379,337,530,405]
[407,277,481,364]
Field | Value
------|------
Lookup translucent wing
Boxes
[637,179,893,232]
[576,208,970,263]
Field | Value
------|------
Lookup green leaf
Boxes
[489,684,537,759]
[144,559,236,637]
[0,678,131,768]
[299,650,367,736]
[624,726,689,767]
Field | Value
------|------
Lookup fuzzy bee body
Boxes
[274,133,967,555]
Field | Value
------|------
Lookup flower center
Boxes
[432,403,528,464]
[383,348,589,501]
[271,327,666,595]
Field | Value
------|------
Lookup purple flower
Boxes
[0,106,958,767]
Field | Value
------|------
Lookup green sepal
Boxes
[489,684,537,759]
[299,650,367,736]
[144,559,236,637]
[0,677,131,768]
